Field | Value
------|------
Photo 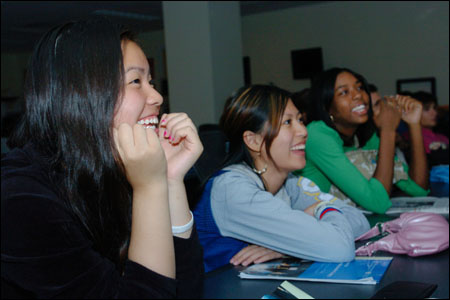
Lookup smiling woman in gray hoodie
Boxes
[193,85,370,273]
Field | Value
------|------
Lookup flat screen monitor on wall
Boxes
[291,47,323,80]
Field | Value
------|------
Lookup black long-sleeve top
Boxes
[1,143,204,298]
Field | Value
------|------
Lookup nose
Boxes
[352,88,362,100]
[145,84,163,107]
[430,107,438,116]
[295,120,308,139]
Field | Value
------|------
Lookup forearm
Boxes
[128,182,175,279]
[337,204,371,237]
[214,190,355,262]
[168,179,193,239]
[373,129,396,194]
[408,124,429,189]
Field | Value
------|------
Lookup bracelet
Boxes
[172,211,194,234]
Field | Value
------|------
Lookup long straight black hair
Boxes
[8,17,134,268]
[308,67,376,147]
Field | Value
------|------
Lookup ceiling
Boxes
[1,1,328,53]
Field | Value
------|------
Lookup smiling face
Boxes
[263,99,308,173]
[113,40,163,130]
[421,102,438,128]
[329,71,370,135]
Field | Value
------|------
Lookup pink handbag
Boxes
[355,212,449,257]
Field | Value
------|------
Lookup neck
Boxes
[251,153,288,195]
[334,123,358,139]
[260,165,288,195]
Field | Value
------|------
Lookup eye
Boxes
[283,119,291,125]
[130,78,140,85]
[149,79,155,88]
[298,116,304,124]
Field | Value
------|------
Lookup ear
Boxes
[243,130,263,153]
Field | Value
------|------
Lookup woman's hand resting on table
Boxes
[230,245,285,267]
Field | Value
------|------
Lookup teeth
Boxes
[144,125,156,130]
[137,116,159,126]
[291,144,305,151]
[352,105,365,112]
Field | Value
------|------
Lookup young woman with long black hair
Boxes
[1,17,203,298]
[295,68,428,214]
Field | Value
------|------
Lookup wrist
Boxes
[172,211,194,234]
[379,129,397,141]
[313,201,342,220]
[379,127,397,134]
[133,178,168,196]
[313,201,328,217]
[408,123,422,131]
[168,177,185,186]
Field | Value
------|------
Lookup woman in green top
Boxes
[294,68,429,214]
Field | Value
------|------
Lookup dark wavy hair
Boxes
[218,84,291,175]
[8,17,134,268]
[308,67,376,147]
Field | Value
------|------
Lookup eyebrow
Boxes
[283,112,302,118]
[125,66,147,74]
[335,80,362,91]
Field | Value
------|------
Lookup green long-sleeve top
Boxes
[294,121,429,214]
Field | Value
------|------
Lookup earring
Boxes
[330,115,334,122]
[252,164,267,175]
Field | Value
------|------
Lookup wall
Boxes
[2,1,449,105]
[241,1,449,104]
[136,30,167,95]
[1,52,30,99]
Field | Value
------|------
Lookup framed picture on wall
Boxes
[396,77,436,97]
[291,47,323,80]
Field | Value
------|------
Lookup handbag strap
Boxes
[355,222,389,241]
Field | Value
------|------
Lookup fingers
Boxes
[116,123,135,155]
[113,127,124,160]
[230,244,254,265]
[117,123,159,155]
[159,113,199,145]
[393,95,422,116]
[113,123,167,189]
[381,96,402,114]
[230,245,284,267]
[253,250,284,265]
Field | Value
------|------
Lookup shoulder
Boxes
[305,122,344,159]
[307,121,338,136]
[307,121,342,147]
[210,163,265,204]
[2,147,84,254]
[2,144,71,227]
[214,163,262,188]
[2,144,56,196]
